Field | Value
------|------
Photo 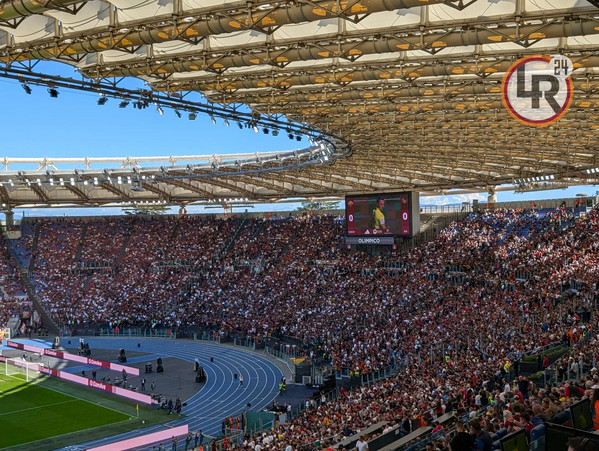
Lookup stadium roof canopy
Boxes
[0,0,599,208]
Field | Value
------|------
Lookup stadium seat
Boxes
[550,410,571,425]
[530,424,545,442]
[494,428,508,440]
[529,424,546,451]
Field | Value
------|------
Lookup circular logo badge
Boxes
[501,55,573,127]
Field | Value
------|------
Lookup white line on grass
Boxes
[0,399,78,416]
[30,376,139,417]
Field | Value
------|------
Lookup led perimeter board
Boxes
[345,192,419,239]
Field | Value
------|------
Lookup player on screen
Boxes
[371,198,388,232]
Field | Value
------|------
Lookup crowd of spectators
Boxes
[232,338,599,450]
[7,205,599,449]
[18,216,240,325]
[0,232,30,331]
[11,208,599,365]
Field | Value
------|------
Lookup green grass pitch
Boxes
[0,363,171,450]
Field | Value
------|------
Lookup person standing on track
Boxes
[239,374,244,387]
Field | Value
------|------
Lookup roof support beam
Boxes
[0,0,84,21]
[199,176,255,198]
[139,181,173,203]
[63,183,90,203]
[304,170,381,191]
[166,178,215,199]
[273,173,337,194]
[0,186,10,206]
[232,175,296,196]
[163,52,599,92]
[98,181,131,202]
[257,97,599,117]
[1,0,448,62]
[82,11,599,80]
[209,77,599,107]
[30,184,50,203]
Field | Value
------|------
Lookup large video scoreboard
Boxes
[345,191,419,241]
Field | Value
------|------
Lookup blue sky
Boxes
[0,61,596,217]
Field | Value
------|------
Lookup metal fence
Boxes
[95,327,177,339]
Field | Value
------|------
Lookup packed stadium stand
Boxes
[1,203,599,449]
[0,231,30,336]
[2,0,599,448]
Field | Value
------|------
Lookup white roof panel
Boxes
[210,30,266,49]
[274,20,339,41]
[114,0,173,23]
[481,38,560,53]
[45,1,110,34]
[568,35,599,46]
[346,7,421,31]
[428,0,516,22]
[524,0,591,13]
[182,0,240,9]
[152,41,198,56]
[1,15,54,43]
[99,48,147,64]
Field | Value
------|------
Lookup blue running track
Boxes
[7,338,282,450]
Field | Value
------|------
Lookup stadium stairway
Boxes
[81,273,94,293]
[219,218,248,258]
[9,221,34,267]
[27,221,41,274]
[248,218,268,242]
[73,223,88,263]
[3,240,60,336]
[154,219,181,259]
[272,223,302,265]
[112,224,133,267]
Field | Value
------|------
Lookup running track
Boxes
[18,337,282,450]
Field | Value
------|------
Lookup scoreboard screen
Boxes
[345,192,416,238]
